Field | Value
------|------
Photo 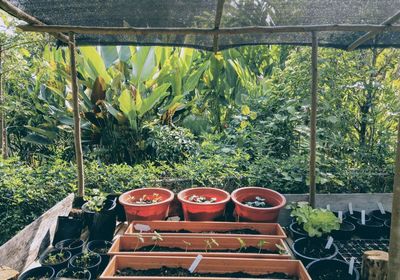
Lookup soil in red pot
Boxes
[128,193,163,204]
[243,196,273,208]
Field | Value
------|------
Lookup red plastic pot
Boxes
[231,187,286,222]
[119,188,174,223]
[177,187,230,221]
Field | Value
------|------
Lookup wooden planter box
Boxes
[100,256,311,280]
[125,221,287,239]
[109,235,291,259]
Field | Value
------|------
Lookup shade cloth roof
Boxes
[3,0,400,51]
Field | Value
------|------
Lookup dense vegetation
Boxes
[1,11,399,244]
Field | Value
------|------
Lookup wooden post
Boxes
[309,31,318,208]
[362,250,388,280]
[0,44,6,159]
[68,33,85,198]
[388,118,400,280]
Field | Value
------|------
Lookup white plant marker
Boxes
[338,211,343,223]
[348,203,354,215]
[134,224,151,232]
[361,210,366,225]
[326,204,331,210]
[188,255,203,273]
[348,257,355,275]
[325,236,334,249]
[377,202,386,214]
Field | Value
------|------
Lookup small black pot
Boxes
[82,199,116,241]
[331,221,356,240]
[292,237,338,265]
[306,259,360,280]
[289,222,308,240]
[384,219,391,237]
[333,211,348,221]
[87,240,113,272]
[370,210,391,222]
[69,252,102,278]
[39,248,72,273]
[346,211,371,224]
[356,219,385,239]
[55,239,84,256]
[107,193,126,222]
[18,266,55,280]
[56,267,91,280]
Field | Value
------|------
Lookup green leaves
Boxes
[80,46,111,83]
[131,46,156,85]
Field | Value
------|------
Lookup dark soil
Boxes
[115,267,296,279]
[129,193,162,205]
[243,196,273,208]
[299,242,334,259]
[187,195,217,203]
[312,268,356,280]
[126,245,276,254]
[42,252,69,265]
[161,228,261,234]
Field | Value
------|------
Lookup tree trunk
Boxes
[362,250,388,280]
[0,45,7,159]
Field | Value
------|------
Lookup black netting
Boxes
[4,0,400,50]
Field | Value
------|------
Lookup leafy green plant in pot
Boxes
[69,252,102,278]
[87,240,113,272]
[55,239,84,256]
[18,266,55,280]
[81,189,116,241]
[39,248,72,273]
[289,202,340,265]
[55,267,91,280]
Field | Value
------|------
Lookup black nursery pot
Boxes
[306,259,360,280]
[107,193,126,222]
[87,240,113,272]
[52,216,83,246]
[69,252,102,278]
[331,221,356,240]
[346,211,371,224]
[55,239,84,256]
[39,248,72,273]
[82,199,116,241]
[384,219,391,237]
[370,210,392,223]
[356,219,385,239]
[18,266,55,280]
[333,211,348,221]
[56,267,91,280]
[292,237,338,266]
[289,222,308,240]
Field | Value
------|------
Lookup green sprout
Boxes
[237,237,247,252]
[183,240,192,252]
[150,231,163,251]
[204,238,219,253]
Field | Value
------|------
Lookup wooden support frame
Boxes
[309,31,318,208]
[388,118,400,280]
[68,33,85,198]
[212,0,225,52]
[0,44,6,159]
[348,10,400,51]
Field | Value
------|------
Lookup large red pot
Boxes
[119,188,174,223]
[231,187,286,222]
[177,187,230,221]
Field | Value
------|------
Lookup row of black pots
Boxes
[18,266,90,280]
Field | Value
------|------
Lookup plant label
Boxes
[325,236,334,250]
[167,216,181,221]
[361,210,366,225]
[377,202,386,214]
[326,204,330,210]
[134,224,151,232]
[188,254,203,273]
[338,211,343,223]
[348,257,355,275]
[348,203,354,215]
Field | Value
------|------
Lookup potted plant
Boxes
[18,267,55,280]
[87,240,113,272]
[177,187,230,221]
[346,210,371,224]
[331,221,356,240]
[56,267,91,280]
[289,203,340,265]
[370,209,391,222]
[356,219,385,239]
[119,187,174,222]
[39,248,72,273]
[82,189,116,241]
[231,187,286,222]
[384,219,391,237]
[306,259,359,280]
[55,239,84,256]
[69,252,102,278]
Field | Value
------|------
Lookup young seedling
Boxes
[257,240,268,254]
[183,240,192,252]
[133,232,144,252]
[150,231,163,251]
[237,238,247,252]
[275,244,288,255]
[204,238,219,253]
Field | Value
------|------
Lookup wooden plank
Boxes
[0,194,74,272]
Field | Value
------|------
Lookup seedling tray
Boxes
[335,239,389,269]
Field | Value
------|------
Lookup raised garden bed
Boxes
[125,221,286,239]
[108,235,291,259]
[99,256,311,280]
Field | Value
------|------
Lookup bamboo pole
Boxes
[388,117,400,280]
[212,0,225,52]
[17,24,400,36]
[0,0,69,43]
[348,10,400,51]
[0,45,6,159]
[309,31,318,208]
[68,33,85,198]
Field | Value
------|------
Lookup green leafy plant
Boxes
[288,202,340,237]
[275,244,288,255]
[237,237,247,252]
[84,189,107,212]
[133,233,145,252]
[42,250,68,265]
[256,240,268,254]
[150,231,163,251]
[72,252,99,268]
